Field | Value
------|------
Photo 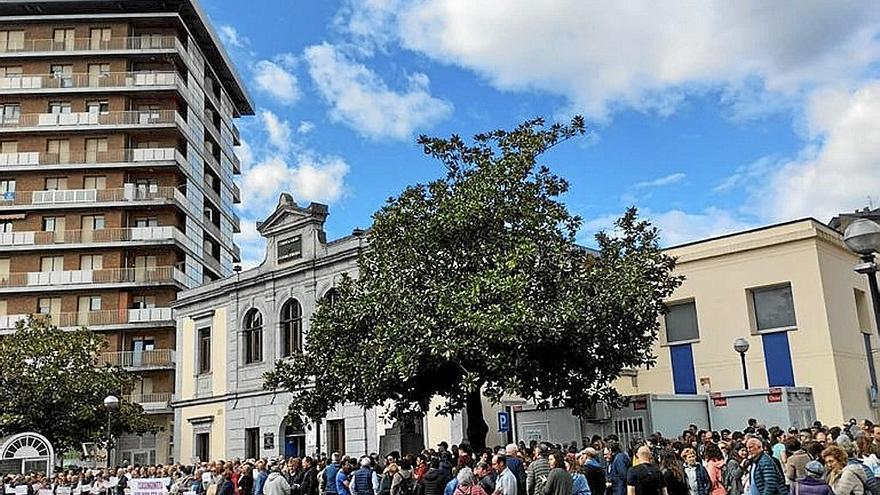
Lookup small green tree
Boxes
[264,117,682,450]
[0,316,157,455]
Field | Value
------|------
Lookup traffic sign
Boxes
[498,411,510,432]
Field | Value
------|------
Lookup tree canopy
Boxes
[264,117,682,448]
[0,316,157,454]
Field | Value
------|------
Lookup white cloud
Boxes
[340,1,880,121]
[260,110,292,152]
[240,154,350,215]
[634,172,686,189]
[290,156,350,204]
[297,120,316,134]
[218,25,246,48]
[754,81,880,222]
[303,42,453,140]
[254,60,300,105]
[582,207,753,247]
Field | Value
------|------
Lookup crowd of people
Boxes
[6,417,880,495]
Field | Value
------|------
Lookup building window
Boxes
[198,327,211,374]
[245,428,260,459]
[42,216,63,232]
[0,179,14,201]
[327,419,346,455]
[85,138,108,162]
[37,297,61,316]
[277,236,302,262]
[44,176,67,191]
[750,283,797,332]
[86,101,109,115]
[41,256,64,272]
[243,309,263,364]
[131,295,156,309]
[46,140,70,164]
[194,432,210,463]
[664,300,699,344]
[0,221,11,233]
[80,255,103,270]
[0,104,20,124]
[89,28,112,50]
[280,299,303,357]
[49,65,73,88]
[83,176,106,190]
[323,288,339,306]
[134,217,159,228]
[0,31,25,52]
[82,215,105,231]
[52,29,75,51]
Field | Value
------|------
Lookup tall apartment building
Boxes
[0,0,253,464]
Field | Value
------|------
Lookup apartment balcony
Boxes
[201,248,224,275]
[232,243,241,263]
[98,349,175,371]
[0,266,190,293]
[232,182,241,204]
[232,152,241,174]
[0,110,180,134]
[0,307,174,333]
[232,122,241,146]
[0,35,181,55]
[0,226,186,252]
[0,147,183,172]
[123,392,173,414]
[202,182,222,209]
[0,71,182,95]
[0,183,185,211]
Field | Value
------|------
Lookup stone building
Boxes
[173,194,428,461]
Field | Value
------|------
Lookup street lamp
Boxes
[734,338,750,390]
[844,219,880,338]
[103,395,120,468]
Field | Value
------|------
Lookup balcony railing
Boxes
[0,226,180,247]
[98,349,175,369]
[0,266,187,289]
[0,71,180,92]
[123,392,173,412]
[0,307,173,330]
[0,183,182,206]
[0,110,178,130]
[0,35,179,54]
[0,147,180,168]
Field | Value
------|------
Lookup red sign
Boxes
[712,397,728,407]
[768,393,783,403]
[632,399,648,411]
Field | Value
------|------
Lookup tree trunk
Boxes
[465,389,489,451]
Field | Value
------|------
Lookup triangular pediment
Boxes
[256,193,328,237]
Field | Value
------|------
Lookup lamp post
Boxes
[734,338,750,390]
[843,218,880,338]
[103,395,120,468]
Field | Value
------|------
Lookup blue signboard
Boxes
[498,411,510,432]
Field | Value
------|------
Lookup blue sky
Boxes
[201,0,880,267]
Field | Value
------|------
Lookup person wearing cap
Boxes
[526,444,550,495]
[790,461,832,495]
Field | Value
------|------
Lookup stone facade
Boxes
[173,194,423,461]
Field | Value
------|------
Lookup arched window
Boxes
[243,309,263,364]
[323,288,339,306]
[280,298,303,357]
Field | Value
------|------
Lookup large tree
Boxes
[0,316,157,455]
[264,117,682,450]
